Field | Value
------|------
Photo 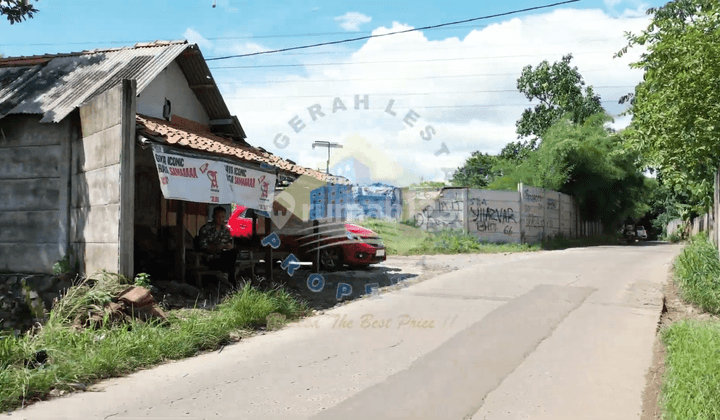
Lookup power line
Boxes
[209,50,614,69]
[227,100,625,110]
[0,23,499,48]
[259,38,625,57]
[212,68,637,85]
[222,86,636,100]
[205,0,581,61]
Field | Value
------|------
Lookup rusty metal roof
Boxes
[136,114,340,183]
[0,40,247,140]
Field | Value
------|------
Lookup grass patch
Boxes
[357,218,430,255]
[673,232,720,315]
[661,320,720,419]
[0,283,307,412]
[356,219,540,255]
[359,219,628,255]
[411,229,540,254]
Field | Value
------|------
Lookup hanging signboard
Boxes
[151,144,275,213]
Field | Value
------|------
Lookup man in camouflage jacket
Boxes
[197,206,238,286]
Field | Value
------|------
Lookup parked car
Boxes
[623,223,636,244]
[636,226,648,240]
[227,205,387,271]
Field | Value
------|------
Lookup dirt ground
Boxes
[640,272,720,420]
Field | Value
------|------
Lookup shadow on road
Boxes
[272,266,420,310]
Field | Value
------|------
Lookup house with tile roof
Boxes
[0,40,331,278]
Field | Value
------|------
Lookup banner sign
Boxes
[151,144,275,213]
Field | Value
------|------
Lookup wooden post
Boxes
[251,210,258,243]
[312,219,320,272]
[264,216,273,283]
[119,79,137,278]
[176,200,186,283]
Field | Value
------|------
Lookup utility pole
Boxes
[312,141,343,219]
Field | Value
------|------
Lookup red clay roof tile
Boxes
[136,114,335,183]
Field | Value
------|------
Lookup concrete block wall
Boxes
[559,193,577,238]
[520,185,546,244]
[544,190,561,238]
[402,187,443,226]
[408,184,600,244]
[72,80,136,277]
[467,189,520,243]
[0,114,76,273]
[413,188,466,232]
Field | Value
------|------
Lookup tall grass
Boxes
[0,284,307,412]
[661,320,720,419]
[659,232,720,419]
[411,229,540,254]
[673,232,720,315]
[356,218,429,255]
[357,219,541,255]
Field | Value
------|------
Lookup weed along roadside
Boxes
[647,232,720,419]
[0,271,308,413]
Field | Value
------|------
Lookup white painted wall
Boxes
[136,60,210,125]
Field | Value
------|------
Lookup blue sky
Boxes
[2,0,666,185]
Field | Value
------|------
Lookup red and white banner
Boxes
[151,144,275,213]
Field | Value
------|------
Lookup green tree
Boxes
[618,0,720,213]
[450,152,502,188]
[1,0,38,24]
[490,113,649,228]
[501,54,605,161]
[516,54,604,139]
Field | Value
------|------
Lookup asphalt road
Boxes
[11,242,682,420]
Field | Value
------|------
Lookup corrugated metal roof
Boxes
[0,41,248,141]
[0,41,189,123]
[174,45,247,140]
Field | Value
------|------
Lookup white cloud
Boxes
[217,41,266,55]
[335,12,372,32]
[183,28,214,51]
[221,8,651,186]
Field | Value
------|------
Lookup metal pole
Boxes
[326,148,330,219]
[312,141,343,220]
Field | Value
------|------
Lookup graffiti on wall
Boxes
[414,197,464,231]
[467,192,520,243]
[407,186,592,244]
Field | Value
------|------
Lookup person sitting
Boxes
[197,206,239,287]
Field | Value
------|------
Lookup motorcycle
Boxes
[623,224,636,244]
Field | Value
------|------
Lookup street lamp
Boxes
[312,141,343,219]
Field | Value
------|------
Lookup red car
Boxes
[227,206,387,271]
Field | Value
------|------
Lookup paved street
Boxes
[10,243,682,420]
